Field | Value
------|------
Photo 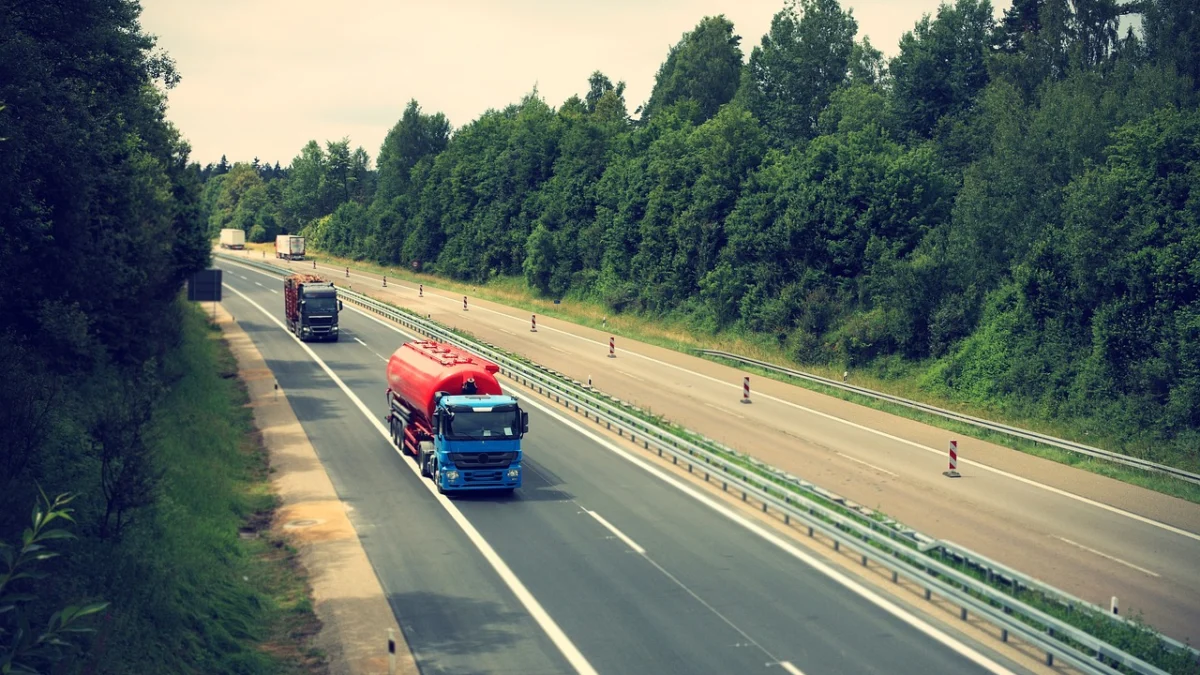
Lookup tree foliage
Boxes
[201,2,1200,458]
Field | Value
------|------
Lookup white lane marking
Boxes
[257,263,1200,544]
[222,283,600,675]
[255,281,264,287]
[616,370,645,383]
[1054,536,1161,578]
[703,401,744,420]
[375,352,388,362]
[344,295,1014,675]
[779,662,805,675]
[585,510,646,554]
[270,289,278,294]
[222,259,1199,544]
[513,390,1016,675]
[354,337,368,347]
[836,452,899,478]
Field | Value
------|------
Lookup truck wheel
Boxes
[418,441,434,478]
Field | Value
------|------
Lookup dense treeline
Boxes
[205,0,1199,460]
[0,0,299,672]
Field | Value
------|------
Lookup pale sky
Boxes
[139,1,1012,167]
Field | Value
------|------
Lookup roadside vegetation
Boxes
[1,2,323,671]
[204,0,1199,477]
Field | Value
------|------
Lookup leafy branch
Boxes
[0,489,108,675]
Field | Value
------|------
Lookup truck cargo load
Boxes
[386,340,528,493]
[276,234,305,260]
[219,228,245,249]
[283,273,341,341]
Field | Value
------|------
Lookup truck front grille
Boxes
[449,451,516,468]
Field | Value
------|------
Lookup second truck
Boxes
[386,340,528,494]
[284,273,342,341]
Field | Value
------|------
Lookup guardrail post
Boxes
[943,440,961,478]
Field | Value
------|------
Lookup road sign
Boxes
[187,269,222,302]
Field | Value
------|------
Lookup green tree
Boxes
[745,0,859,145]
[375,100,450,203]
[642,16,744,122]
[889,0,994,138]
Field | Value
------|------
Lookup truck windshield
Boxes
[445,411,519,440]
[304,297,337,314]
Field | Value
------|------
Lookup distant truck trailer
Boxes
[219,228,245,249]
[276,235,305,260]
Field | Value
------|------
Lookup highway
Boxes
[216,260,1032,675]
[228,250,1200,644]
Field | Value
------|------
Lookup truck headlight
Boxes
[332,326,339,331]
[507,469,520,479]
[445,470,459,482]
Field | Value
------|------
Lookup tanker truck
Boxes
[385,340,528,494]
[284,273,342,341]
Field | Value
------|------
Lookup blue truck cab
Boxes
[427,393,529,494]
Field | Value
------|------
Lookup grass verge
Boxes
[72,302,327,674]
[335,285,1199,675]
[278,245,1200,504]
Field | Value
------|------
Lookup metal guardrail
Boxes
[217,254,1194,675]
[697,349,1200,487]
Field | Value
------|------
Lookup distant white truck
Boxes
[219,228,245,250]
[275,235,305,261]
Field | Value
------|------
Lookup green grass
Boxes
[339,286,1200,674]
[70,303,326,674]
[292,246,1200,505]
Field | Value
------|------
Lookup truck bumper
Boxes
[438,465,521,491]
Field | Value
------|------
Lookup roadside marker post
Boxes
[531,314,537,332]
[383,275,387,288]
[463,296,468,311]
[608,337,615,358]
[419,284,423,297]
[943,440,961,478]
[388,628,396,675]
[742,376,751,404]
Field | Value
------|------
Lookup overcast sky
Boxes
[140,0,1012,167]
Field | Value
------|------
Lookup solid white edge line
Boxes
[585,510,647,555]
[836,452,899,478]
[326,283,1014,675]
[1054,537,1161,578]
[225,258,1196,543]
[512,389,1017,675]
[221,282,600,675]
[354,337,368,347]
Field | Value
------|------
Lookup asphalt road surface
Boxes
[227,250,1200,645]
[217,261,1033,675]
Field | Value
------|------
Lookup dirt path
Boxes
[218,304,419,675]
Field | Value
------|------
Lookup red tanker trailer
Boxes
[385,340,528,493]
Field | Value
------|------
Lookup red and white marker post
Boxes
[345,267,349,278]
[608,336,616,358]
[463,296,468,311]
[419,284,423,297]
[741,376,751,404]
[382,275,387,287]
[531,314,537,332]
[943,440,961,478]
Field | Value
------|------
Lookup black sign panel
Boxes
[187,269,223,302]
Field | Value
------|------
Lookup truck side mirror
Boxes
[338,300,343,311]
[521,411,529,434]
